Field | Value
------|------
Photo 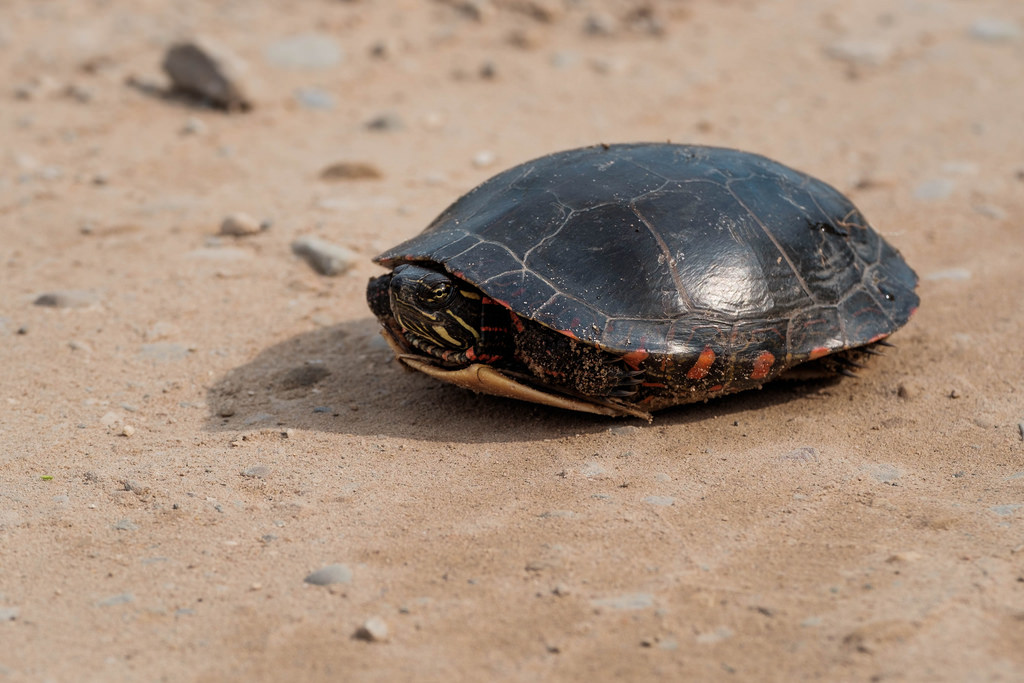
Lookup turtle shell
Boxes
[375,143,918,366]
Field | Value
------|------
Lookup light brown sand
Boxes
[2,1,1023,680]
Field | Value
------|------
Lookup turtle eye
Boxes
[419,281,453,309]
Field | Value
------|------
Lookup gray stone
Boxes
[914,178,955,200]
[163,38,253,111]
[989,504,1022,517]
[924,268,971,281]
[969,18,1020,43]
[34,290,99,309]
[824,40,893,67]
[0,607,18,621]
[114,519,138,531]
[592,593,654,610]
[295,87,336,110]
[139,342,192,362]
[265,34,343,69]
[644,495,675,506]
[242,465,270,479]
[291,236,357,276]
[219,212,264,236]
[304,563,353,586]
[96,593,134,607]
[353,616,389,642]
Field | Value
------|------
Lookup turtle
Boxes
[366,143,918,419]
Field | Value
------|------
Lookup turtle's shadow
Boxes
[203,318,826,443]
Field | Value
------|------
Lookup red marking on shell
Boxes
[622,350,649,370]
[708,384,724,392]
[868,332,889,344]
[465,348,478,361]
[641,382,666,389]
[750,351,775,380]
[686,346,716,380]
[809,346,830,360]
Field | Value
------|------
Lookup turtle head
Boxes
[383,264,483,362]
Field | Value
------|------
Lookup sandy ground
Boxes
[2,1,1023,681]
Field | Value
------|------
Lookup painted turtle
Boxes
[367,143,918,419]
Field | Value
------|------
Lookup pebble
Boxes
[824,40,893,67]
[265,34,343,69]
[162,38,253,111]
[608,425,639,436]
[990,504,1022,517]
[114,519,138,531]
[644,495,675,506]
[354,617,389,642]
[913,178,955,201]
[591,593,654,610]
[294,87,336,110]
[320,162,382,181]
[865,463,901,483]
[968,18,1020,43]
[291,236,357,276]
[0,607,18,621]
[181,117,207,135]
[696,627,735,644]
[365,112,403,131]
[219,212,264,237]
[139,342,191,362]
[886,551,922,564]
[304,564,353,586]
[584,12,618,36]
[472,150,497,168]
[68,339,92,353]
[923,268,971,281]
[33,290,99,309]
[242,465,270,479]
[1018,422,1024,441]
[120,425,135,437]
[96,593,134,607]
[780,446,819,463]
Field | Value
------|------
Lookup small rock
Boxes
[34,290,99,309]
[354,616,389,642]
[69,339,92,353]
[291,236,357,276]
[608,425,640,436]
[242,465,270,479]
[968,18,1020,43]
[294,87,335,110]
[96,593,134,607]
[219,212,264,237]
[914,178,955,200]
[472,150,496,168]
[365,112,403,131]
[644,495,675,506]
[265,34,343,69]
[181,116,207,135]
[584,12,618,36]
[114,519,138,531]
[13,75,61,100]
[990,504,1022,516]
[886,551,922,563]
[139,342,191,362]
[824,40,893,67]
[320,162,382,181]
[696,626,735,644]
[1018,422,1024,441]
[304,563,353,586]
[591,593,654,610]
[780,446,819,463]
[0,607,19,621]
[120,424,135,437]
[865,463,901,483]
[923,268,971,281]
[162,38,253,111]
